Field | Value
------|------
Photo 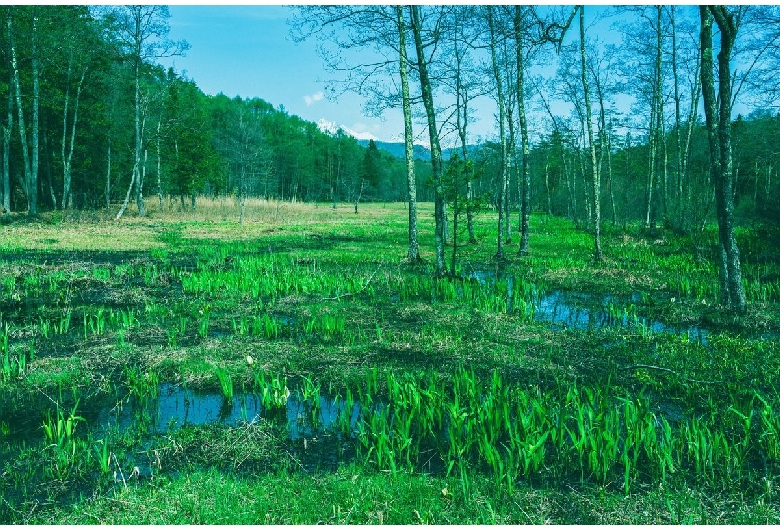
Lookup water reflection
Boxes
[466,270,709,343]
[95,384,361,440]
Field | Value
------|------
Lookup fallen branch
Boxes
[622,364,724,385]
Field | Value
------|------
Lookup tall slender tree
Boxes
[1,9,13,220]
[8,7,40,216]
[394,5,420,262]
[111,5,187,219]
[579,6,602,261]
[486,5,510,261]
[291,6,422,262]
[514,6,533,256]
[410,5,446,274]
[700,6,747,313]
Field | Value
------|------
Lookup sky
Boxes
[160,5,407,143]
[156,5,717,147]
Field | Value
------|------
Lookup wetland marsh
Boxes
[1,200,780,523]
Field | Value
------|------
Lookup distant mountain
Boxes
[357,140,481,162]
[316,118,379,142]
[317,119,482,161]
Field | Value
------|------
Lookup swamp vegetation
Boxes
[1,200,780,523]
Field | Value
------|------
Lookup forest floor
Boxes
[1,199,779,523]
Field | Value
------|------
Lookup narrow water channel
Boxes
[466,270,709,343]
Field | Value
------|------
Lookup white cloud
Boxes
[303,91,324,106]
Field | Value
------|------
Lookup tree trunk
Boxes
[452,13,475,244]
[544,158,552,216]
[487,6,509,261]
[623,133,631,229]
[142,148,148,210]
[670,6,683,220]
[354,179,364,214]
[45,130,56,209]
[646,7,663,233]
[578,138,591,230]
[443,203,450,245]
[568,151,577,224]
[115,169,135,220]
[105,137,111,213]
[410,5,445,275]
[133,12,146,217]
[701,7,728,305]
[606,126,616,226]
[396,6,420,262]
[134,84,145,217]
[30,8,39,215]
[681,58,701,231]
[2,46,12,220]
[506,101,516,245]
[661,115,668,223]
[61,65,85,210]
[9,11,35,216]
[515,6,532,256]
[710,6,747,313]
[157,119,163,210]
[580,7,602,261]
[450,184,458,277]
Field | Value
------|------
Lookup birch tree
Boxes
[8,7,40,216]
[1,10,12,220]
[486,5,510,260]
[110,5,187,219]
[291,6,423,262]
[48,7,102,210]
[395,6,420,262]
[513,6,533,255]
[578,6,603,261]
[700,6,747,313]
[445,6,483,244]
[409,5,446,274]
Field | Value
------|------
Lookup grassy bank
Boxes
[1,200,779,523]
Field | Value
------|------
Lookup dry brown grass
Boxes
[0,198,426,251]
[138,196,417,227]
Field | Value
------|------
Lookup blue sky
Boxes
[157,5,732,147]
[161,5,404,142]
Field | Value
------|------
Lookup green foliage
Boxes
[361,139,382,189]
[165,76,224,202]
[254,371,290,410]
[124,365,160,401]
[41,400,87,481]
[213,365,234,402]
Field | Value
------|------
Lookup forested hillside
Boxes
[0,6,420,217]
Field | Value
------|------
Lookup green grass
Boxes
[23,464,780,524]
[0,201,779,523]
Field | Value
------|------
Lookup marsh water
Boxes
[466,270,710,343]
[0,270,745,482]
[3,275,709,446]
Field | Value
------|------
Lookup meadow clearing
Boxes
[1,199,779,523]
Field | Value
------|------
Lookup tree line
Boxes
[0,5,419,222]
